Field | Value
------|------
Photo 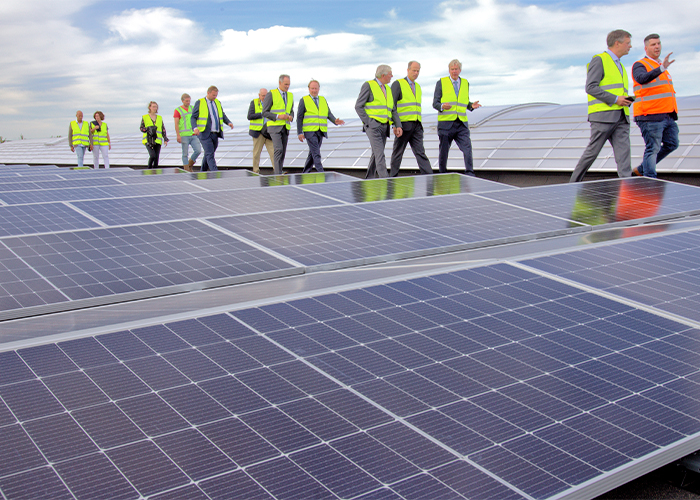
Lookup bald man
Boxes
[248,88,274,173]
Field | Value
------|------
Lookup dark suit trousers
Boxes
[390,122,433,176]
[302,131,324,173]
[365,123,390,178]
[271,129,289,175]
[438,121,474,175]
[570,112,631,183]
[200,134,219,171]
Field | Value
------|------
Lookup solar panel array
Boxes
[2,168,700,321]
[3,255,700,500]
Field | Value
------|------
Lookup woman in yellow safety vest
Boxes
[89,111,111,168]
[140,101,169,169]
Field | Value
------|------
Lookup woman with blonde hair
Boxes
[140,101,169,169]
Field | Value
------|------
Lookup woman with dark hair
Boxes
[140,101,168,168]
[89,111,111,168]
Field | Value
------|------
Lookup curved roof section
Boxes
[1,97,698,174]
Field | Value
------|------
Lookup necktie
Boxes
[282,92,287,106]
[381,84,386,98]
[210,100,219,131]
[410,80,415,95]
[313,97,319,108]
[453,79,459,96]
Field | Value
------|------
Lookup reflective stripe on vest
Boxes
[249,99,263,131]
[142,115,164,145]
[92,122,109,146]
[438,77,469,122]
[587,52,630,116]
[397,78,422,122]
[70,121,89,146]
[267,89,293,130]
[302,96,329,133]
[176,106,193,137]
[196,98,225,132]
[365,80,394,124]
[632,57,677,116]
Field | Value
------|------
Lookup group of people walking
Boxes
[69,38,678,180]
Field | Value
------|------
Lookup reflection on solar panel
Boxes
[2,262,700,499]
[0,220,300,320]
[297,173,515,203]
[0,203,100,237]
[522,228,700,323]
[479,178,700,226]
[210,196,585,269]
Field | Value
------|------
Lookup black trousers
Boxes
[146,143,161,169]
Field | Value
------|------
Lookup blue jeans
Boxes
[636,117,679,178]
[74,145,87,167]
[180,135,202,166]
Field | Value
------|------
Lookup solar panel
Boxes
[296,173,516,203]
[479,177,700,226]
[0,220,300,321]
[3,261,700,499]
[0,203,101,237]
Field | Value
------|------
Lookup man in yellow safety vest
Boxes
[262,75,294,175]
[191,85,234,172]
[570,29,634,182]
[68,110,90,168]
[297,79,345,173]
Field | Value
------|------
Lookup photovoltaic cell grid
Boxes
[3,263,700,499]
[0,203,100,237]
[0,220,299,319]
[479,178,700,226]
[521,228,700,324]
[297,173,516,204]
[195,186,344,215]
[210,195,585,268]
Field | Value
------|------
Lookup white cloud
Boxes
[1,0,699,141]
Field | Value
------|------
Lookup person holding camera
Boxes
[140,101,169,169]
[89,111,110,168]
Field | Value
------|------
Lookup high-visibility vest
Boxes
[142,115,164,145]
[267,89,293,130]
[438,77,469,122]
[302,96,329,133]
[195,98,225,132]
[365,80,394,124]
[397,79,422,122]
[249,99,263,132]
[587,52,630,116]
[92,122,109,146]
[633,57,677,117]
[70,121,89,146]
[176,106,194,137]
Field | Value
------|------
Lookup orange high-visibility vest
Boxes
[633,57,677,116]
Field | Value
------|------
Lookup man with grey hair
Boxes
[570,29,633,182]
[432,59,481,175]
[248,88,274,174]
[390,61,433,176]
[355,64,403,178]
[263,74,294,174]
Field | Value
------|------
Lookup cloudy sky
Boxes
[2,0,699,140]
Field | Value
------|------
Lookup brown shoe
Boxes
[187,159,195,171]
[632,166,642,177]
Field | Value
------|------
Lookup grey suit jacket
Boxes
[355,81,401,135]
[262,90,294,134]
[432,77,474,131]
[585,54,631,124]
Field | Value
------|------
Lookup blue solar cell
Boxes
[198,375,269,415]
[321,317,383,344]
[355,379,428,417]
[106,440,189,497]
[159,383,231,425]
[54,453,138,500]
[232,335,295,366]
[444,356,517,389]
[385,370,460,408]
[72,402,146,448]
[470,391,553,432]
[96,330,155,361]
[0,398,14,427]
[236,368,306,405]
[290,444,382,498]
[149,484,211,500]
[246,456,334,500]
[198,342,262,374]
[197,313,258,339]
[131,324,190,353]
[0,425,47,476]
[162,348,227,382]
[317,389,393,429]
[442,400,524,443]
[0,203,100,237]
[155,429,237,481]
[125,356,190,391]
[433,460,526,500]
[42,371,109,410]
[407,410,492,455]
[0,350,37,386]
[0,380,63,421]
[265,364,336,400]
[16,344,78,377]
[279,397,357,441]
[200,418,280,467]
[0,466,73,500]
[393,472,465,499]
[85,363,150,400]
[469,314,533,342]
[240,407,320,453]
[268,328,329,356]
[314,292,371,315]
[164,318,224,346]
[554,367,632,402]
[307,352,374,385]
[338,346,405,378]
[563,412,657,459]
[116,393,190,437]
[198,469,274,500]
[617,392,700,435]
[367,339,433,369]
[592,403,684,447]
